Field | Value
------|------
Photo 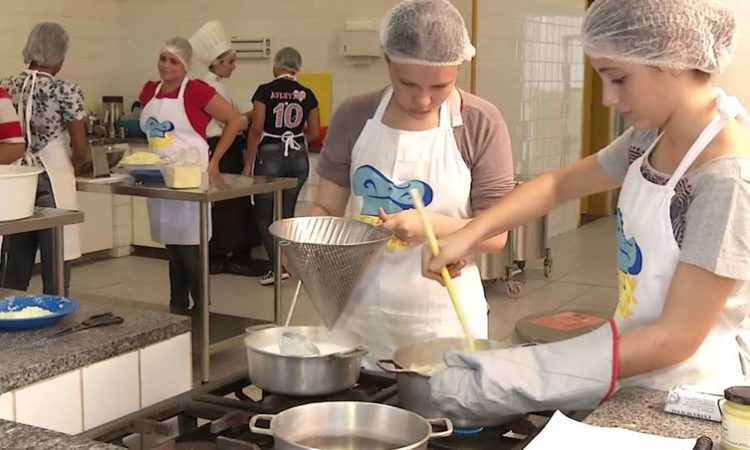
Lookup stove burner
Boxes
[452,426,484,435]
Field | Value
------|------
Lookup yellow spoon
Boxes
[409,188,477,351]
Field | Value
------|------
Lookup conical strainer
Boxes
[269,216,393,328]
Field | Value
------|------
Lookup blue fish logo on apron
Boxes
[145,117,176,150]
[352,164,433,251]
[616,208,643,318]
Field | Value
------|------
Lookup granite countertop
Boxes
[585,387,721,445]
[0,419,119,450]
[0,293,191,393]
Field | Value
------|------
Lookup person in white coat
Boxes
[138,37,241,310]
[190,20,258,274]
[312,0,515,368]
[423,0,750,421]
[0,22,88,296]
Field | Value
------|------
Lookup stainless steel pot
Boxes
[244,325,368,396]
[249,401,452,450]
[377,337,520,428]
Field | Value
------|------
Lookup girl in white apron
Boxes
[311,0,515,368]
[0,22,85,296]
[427,0,750,420]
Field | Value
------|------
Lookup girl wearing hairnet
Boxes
[189,21,259,275]
[424,0,750,420]
[312,0,515,368]
[138,37,242,310]
[242,47,321,286]
[0,23,88,295]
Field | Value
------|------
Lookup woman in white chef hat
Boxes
[190,20,258,274]
[424,0,750,421]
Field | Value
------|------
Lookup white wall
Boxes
[0,0,470,115]
[717,0,750,105]
[0,0,584,236]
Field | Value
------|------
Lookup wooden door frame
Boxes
[580,0,612,220]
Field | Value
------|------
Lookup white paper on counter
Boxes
[525,411,698,450]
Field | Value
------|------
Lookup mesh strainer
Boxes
[269,217,393,328]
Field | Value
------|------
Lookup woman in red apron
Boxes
[425,0,750,420]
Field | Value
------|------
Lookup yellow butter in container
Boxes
[722,386,750,450]
[163,165,202,189]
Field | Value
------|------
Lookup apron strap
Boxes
[177,76,189,99]
[373,87,393,121]
[262,130,303,157]
[666,89,744,189]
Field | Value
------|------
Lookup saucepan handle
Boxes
[248,414,276,436]
[427,417,454,438]
[245,324,276,334]
[376,359,415,374]
[330,347,369,359]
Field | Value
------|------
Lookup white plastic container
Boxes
[163,165,202,189]
[0,165,44,221]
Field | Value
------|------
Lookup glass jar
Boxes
[722,386,750,450]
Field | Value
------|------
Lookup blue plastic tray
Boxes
[0,296,79,331]
[128,169,163,183]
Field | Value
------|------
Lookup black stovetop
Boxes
[80,369,543,449]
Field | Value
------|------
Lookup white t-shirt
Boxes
[200,72,247,138]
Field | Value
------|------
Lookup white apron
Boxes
[335,87,488,369]
[139,77,210,245]
[15,70,80,261]
[616,89,750,391]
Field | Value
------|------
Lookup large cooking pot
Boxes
[249,401,453,450]
[244,325,368,396]
[377,337,520,428]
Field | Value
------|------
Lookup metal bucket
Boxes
[249,401,453,450]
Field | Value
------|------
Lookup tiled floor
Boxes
[27,216,619,383]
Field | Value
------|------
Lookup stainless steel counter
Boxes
[76,173,297,383]
[0,207,85,295]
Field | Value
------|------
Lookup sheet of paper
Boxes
[525,411,698,450]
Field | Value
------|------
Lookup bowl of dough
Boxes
[120,151,164,183]
[0,295,80,331]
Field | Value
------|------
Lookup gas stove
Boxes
[80,370,546,449]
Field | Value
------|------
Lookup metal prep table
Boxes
[77,174,297,383]
[0,207,84,296]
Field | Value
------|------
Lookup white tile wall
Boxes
[0,0,471,117]
[476,0,586,236]
[718,1,750,106]
[0,0,587,238]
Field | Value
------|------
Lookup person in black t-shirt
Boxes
[243,47,321,286]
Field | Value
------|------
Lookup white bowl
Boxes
[0,165,44,221]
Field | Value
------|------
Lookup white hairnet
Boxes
[274,47,302,73]
[380,0,475,66]
[23,22,69,67]
[583,0,738,74]
[161,36,192,71]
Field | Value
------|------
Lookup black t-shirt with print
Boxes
[252,77,318,147]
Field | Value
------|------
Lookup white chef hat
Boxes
[189,20,234,67]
